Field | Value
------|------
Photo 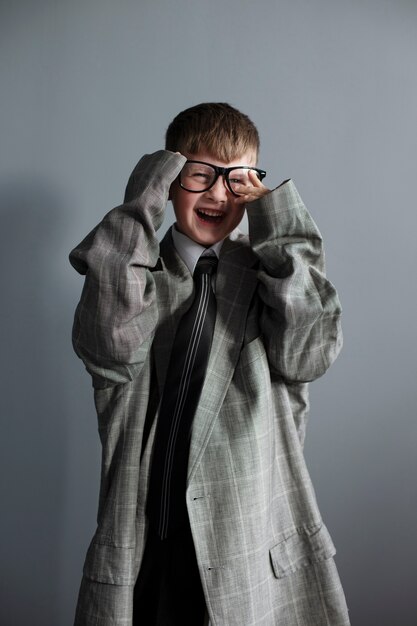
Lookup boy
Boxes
[70,103,350,625]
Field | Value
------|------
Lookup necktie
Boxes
[146,254,218,539]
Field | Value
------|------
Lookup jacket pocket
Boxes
[269,523,336,579]
[83,539,136,585]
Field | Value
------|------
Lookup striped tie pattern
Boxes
[146,254,218,539]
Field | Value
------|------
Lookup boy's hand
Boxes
[234,169,271,205]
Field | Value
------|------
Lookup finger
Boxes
[233,186,252,201]
[234,186,270,205]
[234,181,269,196]
[234,191,260,205]
[248,169,263,187]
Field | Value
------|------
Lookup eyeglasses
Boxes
[179,160,267,196]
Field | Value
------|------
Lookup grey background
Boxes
[1,0,416,624]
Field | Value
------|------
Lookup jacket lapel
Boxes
[151,230,194,398]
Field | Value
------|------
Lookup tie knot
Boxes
[194,255,218,278]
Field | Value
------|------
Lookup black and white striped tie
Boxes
[146,254,218,539]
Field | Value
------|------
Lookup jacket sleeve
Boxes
[246,179,342,383]
[69,150,187,387]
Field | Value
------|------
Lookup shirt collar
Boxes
[171,225,227,275]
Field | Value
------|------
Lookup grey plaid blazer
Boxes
[70,151,350,625]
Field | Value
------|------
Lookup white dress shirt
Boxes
[171,224,240,274]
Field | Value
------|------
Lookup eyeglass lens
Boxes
[181,162,262,194]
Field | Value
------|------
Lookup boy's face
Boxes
[170,150,257,247]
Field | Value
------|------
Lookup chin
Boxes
[194,235,221,247]
[201,228,229,243]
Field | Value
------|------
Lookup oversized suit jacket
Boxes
[69,151,350,625]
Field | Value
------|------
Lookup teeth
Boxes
[197,209,224,217]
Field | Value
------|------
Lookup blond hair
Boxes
[165,102,260,162]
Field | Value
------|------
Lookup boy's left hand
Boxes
[234,169,271,204]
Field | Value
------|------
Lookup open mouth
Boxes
[195,208,225,224]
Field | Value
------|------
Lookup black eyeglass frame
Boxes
[179,160,267,197]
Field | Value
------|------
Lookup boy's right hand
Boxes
[233,169,271,205]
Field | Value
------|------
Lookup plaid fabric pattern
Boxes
[70,151,349,625]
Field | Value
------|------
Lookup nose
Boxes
[204,175,229,202]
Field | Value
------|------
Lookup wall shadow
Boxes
[0,178,92,625]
